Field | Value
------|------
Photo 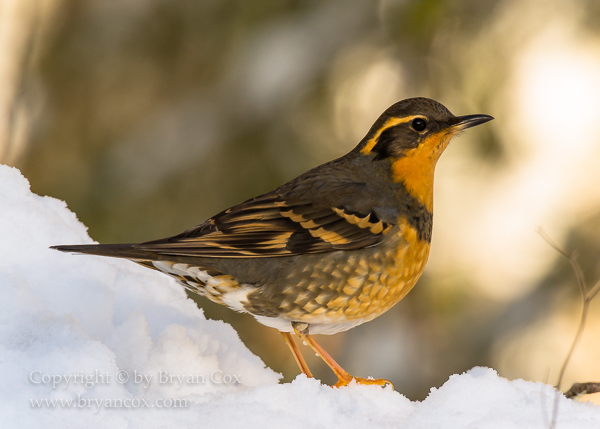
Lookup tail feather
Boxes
[50,243,158,261]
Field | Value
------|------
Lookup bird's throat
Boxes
[390,133,451,213]
[391,152,436,213]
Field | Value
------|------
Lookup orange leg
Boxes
[293,325,394,389]
[280,331,313,378]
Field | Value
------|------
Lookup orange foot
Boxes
[285,325,395,390]
[333,376,394,389]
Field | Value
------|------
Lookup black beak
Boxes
[449,114,494,130]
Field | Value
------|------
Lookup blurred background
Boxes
[3,0,600,402]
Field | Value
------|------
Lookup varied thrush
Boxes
[52,97,493,388]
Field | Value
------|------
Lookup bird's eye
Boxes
[411,118,427,132]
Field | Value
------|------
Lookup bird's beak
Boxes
[448,114,494,131]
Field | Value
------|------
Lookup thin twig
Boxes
[537,229,589,391]
[537,229,599,429]
[588,279,600,301]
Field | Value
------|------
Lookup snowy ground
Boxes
[1,163,599,429]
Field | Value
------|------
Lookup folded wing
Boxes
[137,192,392,258]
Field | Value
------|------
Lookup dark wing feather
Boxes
[137,190,393,258]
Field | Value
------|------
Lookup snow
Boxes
[1,163,599,428]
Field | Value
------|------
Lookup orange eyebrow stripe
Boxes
[360,116,418,155]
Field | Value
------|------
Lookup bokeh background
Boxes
[2,0,600,402]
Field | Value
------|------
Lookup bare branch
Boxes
[588,279,600,301]
[537,229,586,299]
[537,229,600,429]
[564,382,600,399]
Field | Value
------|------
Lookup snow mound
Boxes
[1,164,598,428]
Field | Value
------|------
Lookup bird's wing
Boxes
[137,188,393,258]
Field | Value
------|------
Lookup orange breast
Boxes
[276,219,430,324]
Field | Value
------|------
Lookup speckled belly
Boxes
[145,221,431,335]
[243,222,430,327]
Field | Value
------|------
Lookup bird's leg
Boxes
[292,322,394,389]
[280,331,313,378]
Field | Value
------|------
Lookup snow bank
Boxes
[1,163,598,428]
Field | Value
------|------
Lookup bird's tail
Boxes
[50,243,158,261]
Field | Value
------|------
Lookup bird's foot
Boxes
[333,376,394,389]
[288,325,394,390]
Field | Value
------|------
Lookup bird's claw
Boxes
[333,377,394,389]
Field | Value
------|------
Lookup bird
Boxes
[52,97,493,388]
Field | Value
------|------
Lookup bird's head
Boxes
[358,97,493,211]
